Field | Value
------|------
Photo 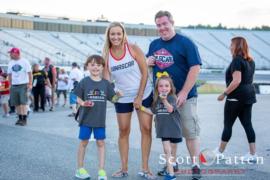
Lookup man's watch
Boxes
[223,92,228,96]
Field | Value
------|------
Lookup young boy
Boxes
[74,55,121,180]
[0,73,10,117]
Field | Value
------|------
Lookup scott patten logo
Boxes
[154,48,174,69]
[199,149,216,166]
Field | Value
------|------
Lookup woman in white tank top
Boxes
[103,22,155,178]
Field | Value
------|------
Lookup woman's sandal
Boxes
[111,169,128,178]
[138,170,157,180]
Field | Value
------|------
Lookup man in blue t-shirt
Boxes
[147,11,202,180]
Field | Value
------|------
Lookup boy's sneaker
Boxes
[191,165,201,180]
[75,168,90,179]
[98,169,107,180]
[164,173,176,180]
[157,163,179,176]
[242,152,258,163]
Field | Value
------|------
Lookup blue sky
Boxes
[0,0,269,28]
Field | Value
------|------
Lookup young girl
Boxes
[142,72,182,180]
[45,84,52,108]
[73,55,121,180]
[0,73,10,117]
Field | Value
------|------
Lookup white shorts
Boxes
[0,94,10,104]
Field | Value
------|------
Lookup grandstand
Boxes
[1,13,270,69]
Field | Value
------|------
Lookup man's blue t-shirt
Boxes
[147,33,202,98]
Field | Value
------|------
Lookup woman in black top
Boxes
[214,37,257,162]
[32,64,51,112]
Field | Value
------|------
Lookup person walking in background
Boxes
[214,37,257,162]
[0,73,10,117]
[68,62,83,117]
[32,64,50,112]
[43,57,57,111]
[7,47,32,126]
[56,68,69,107]
[74,55,121,180]
[103,22,155,179]
[147,11,202,180]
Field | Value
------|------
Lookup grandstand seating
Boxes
[0,28,270,69]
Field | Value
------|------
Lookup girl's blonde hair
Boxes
[152,75,176,107]
[102,22,128,62]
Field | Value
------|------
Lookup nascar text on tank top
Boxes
[108,43,152,103]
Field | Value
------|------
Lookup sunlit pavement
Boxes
[0,94,269,180]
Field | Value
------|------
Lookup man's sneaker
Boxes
[191,165,201,180]
[75,168,90,179]
[21,119,27,126]
[157,163,179,176]
[164,173,176,180]
[242,152,258,163]
[15,119,23,126]
[98,169,107,180]
[68,113,76,117]
[213,147,226,160]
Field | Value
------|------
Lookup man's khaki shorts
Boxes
[177,97,200,139]
[10,84,28,106]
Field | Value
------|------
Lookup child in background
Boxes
[68,81,79,117]
[56,68,69,107]
[74,55,121,180]
[0,73,10,117]
[141,72,182,180]
[45,84,52,108]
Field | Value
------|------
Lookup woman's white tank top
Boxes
[108,43,152,103]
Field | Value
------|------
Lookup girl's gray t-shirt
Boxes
[74,76,115,127]
[152,95,182,139]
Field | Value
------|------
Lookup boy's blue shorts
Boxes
[69,92,77,105]
[79,125,106,140]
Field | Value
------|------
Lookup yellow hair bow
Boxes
[156,71,169,78]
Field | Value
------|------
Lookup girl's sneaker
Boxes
[164,173,176,180]
[157,163,179,176]
[98,169,107,180]
[75,168,90,179]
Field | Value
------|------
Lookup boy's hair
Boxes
[85,55,105,67]
[152,75,176,107]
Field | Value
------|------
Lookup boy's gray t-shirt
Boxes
[74,76,115,127]
[152,95,182,138]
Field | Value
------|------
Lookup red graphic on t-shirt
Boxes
[0,80,10,95]
[154,48,174,69]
